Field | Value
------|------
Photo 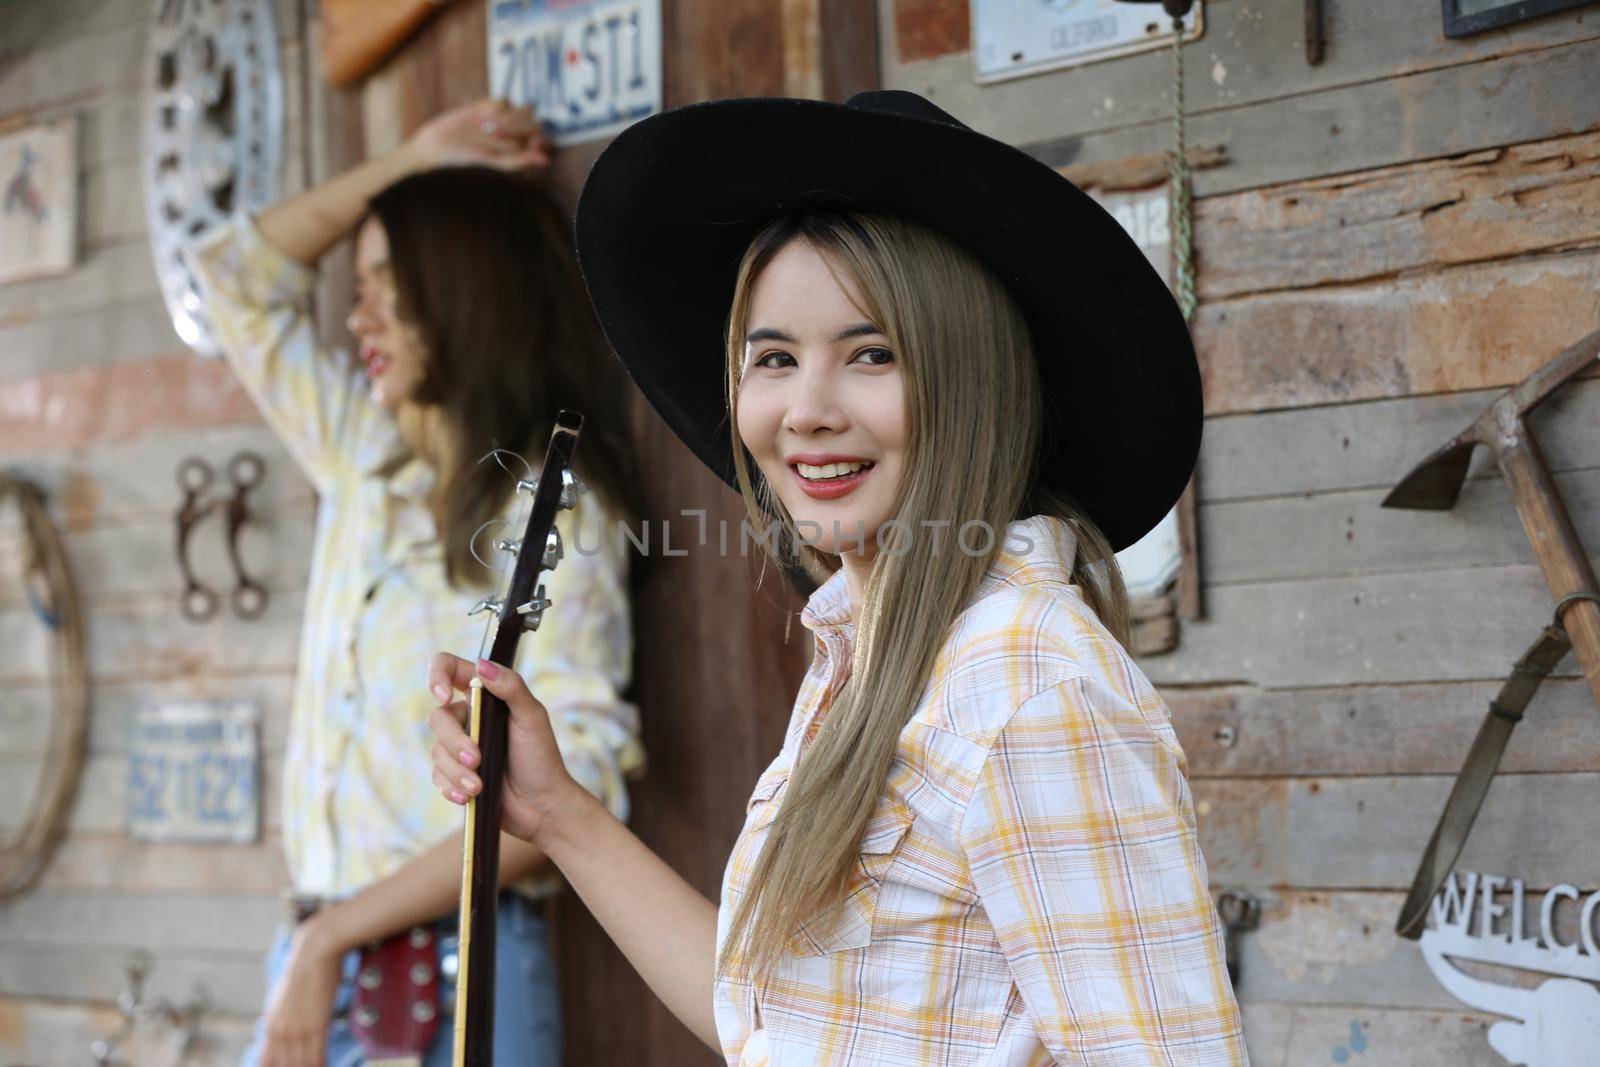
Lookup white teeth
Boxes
[796,461,871,480]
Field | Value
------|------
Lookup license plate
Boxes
[489,0,663,146]
[127,701,259,843]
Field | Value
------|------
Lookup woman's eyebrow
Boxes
[744,322,884,345]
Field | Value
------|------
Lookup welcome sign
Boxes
[1420,870,1600,1066]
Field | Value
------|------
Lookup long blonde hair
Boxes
[719,211,1131,978]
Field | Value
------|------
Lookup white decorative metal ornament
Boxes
[142,0,284,356]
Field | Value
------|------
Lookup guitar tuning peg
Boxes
[495,537,523,556]
[515,476,539,497]
[516,583,552,630]
[542,528,563,569]
[467,595,504,618]
[559,469,585,510]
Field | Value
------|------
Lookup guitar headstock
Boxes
[468,410,584,666]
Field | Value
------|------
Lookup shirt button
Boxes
[740,1029,770,1066]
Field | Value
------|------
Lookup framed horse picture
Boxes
[0,117,76,285]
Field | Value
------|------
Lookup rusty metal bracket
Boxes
[1383,326,1600,706]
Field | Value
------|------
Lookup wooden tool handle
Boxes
[1500,437,1600,706]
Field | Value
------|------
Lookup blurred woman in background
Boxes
[187,98,641,1067]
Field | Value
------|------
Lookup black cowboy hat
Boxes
[574,90,1200,551]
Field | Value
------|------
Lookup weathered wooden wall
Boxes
[0,1,314,1062]
[5,1,1595,1065]
[882,1,1600,1063]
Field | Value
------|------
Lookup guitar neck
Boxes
[450,410,583,1067]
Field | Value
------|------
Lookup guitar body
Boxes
[453,412,585,1067]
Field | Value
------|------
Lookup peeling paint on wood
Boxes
[1197,132,1600,300]
[1194,248,1600,415]
[0,354,265,453]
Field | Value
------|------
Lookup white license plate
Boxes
[127,701,259,843]
[489,0,662,146]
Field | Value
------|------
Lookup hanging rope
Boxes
[0,472,89,901]
[1166,14,1197,324]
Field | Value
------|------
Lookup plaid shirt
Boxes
[187,217,642,898]
[714,517,1246,1065]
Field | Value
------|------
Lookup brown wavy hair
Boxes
[367,166,636,586]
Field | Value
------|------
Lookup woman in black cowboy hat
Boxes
[427,90,1247,1065]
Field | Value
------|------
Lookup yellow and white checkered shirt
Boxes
[715,517,1246,1066]
[187,216,642,899]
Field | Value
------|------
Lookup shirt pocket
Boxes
[789,794,915,956]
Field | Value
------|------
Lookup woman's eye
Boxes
[853,346,894,366]
[753,350,795,370]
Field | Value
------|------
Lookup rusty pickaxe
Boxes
[1383,326,1600,706]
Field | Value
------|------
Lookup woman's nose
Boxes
[346,301,376,338]
[782,366,847,436]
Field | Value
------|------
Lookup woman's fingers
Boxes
[428,701,478,767]
[474,658,548,728]
[428,651,476,703]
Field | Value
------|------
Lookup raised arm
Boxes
[185,100,549,491]
[257,99,550,267]
[428,653,721,1050]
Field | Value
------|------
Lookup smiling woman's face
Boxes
[735,238,907,558]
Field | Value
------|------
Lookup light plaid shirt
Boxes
[715,517,1246,1066]
[187,217,642,899]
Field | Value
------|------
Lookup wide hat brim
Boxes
[575,91,1201,552]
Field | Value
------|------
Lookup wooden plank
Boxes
[0,752,285,835]
[1169,678,1600,779]
[35,833,288,895]
[1228,888,1596,1012]
[1027,35,1600,199]
[0,674,296,758]
[0,499,316,609]
[1144,564,1570,689]
[0,942,266,1019]
[0,239,161,322]
[0,299,189,385]
[1196,131,1600,301]
[1,422,309,529]
[890,2,1600,193]
[1194,773,1600,890]
[1199,466,1600,587]
[0,23,144,114]
[1240,1001,1512,1067]
[1197,378,1600,502]
[819,0,880,102]
[0,353,261,455]
[1195,246,1600,416]
[0,890,279,953]
[0,590,303,688]
[0,997,255,1067]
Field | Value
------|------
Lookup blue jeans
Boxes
[241,893,561,1067]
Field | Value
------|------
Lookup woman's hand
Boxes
[428,653,583,847]
[406,98,553,173]
[257,922,343,1067]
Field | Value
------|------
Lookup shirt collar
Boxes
[799,515,1079,637]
